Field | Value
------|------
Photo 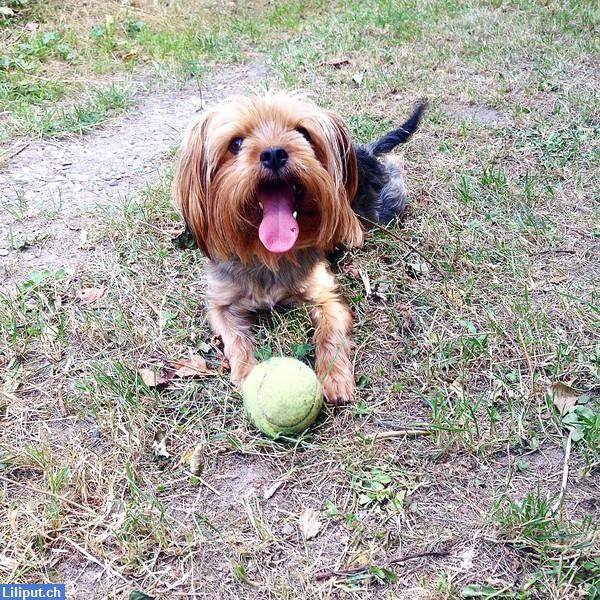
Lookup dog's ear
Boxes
[322,110,363,248]
[172,111,215,258]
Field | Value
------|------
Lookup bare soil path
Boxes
[0,63,267,292]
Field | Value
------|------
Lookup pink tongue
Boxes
[258,186,299,253]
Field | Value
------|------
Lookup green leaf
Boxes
[172,228,198,250]
[369,565,397,582]
[291,342,313,358]
[129,591,155,600]
[358,493,372,505]
[356,374,370,389]
[562,412,580,426]
[42,31,58,45]
[574,405,594,420]
[570,427,585,442]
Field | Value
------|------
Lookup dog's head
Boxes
[173,91,363,267]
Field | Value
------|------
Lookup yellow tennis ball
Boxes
[241,357,324,438]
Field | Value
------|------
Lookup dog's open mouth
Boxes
[257,181,302,254]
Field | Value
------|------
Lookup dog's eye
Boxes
[229,137,244,154]
[295,127,311,142]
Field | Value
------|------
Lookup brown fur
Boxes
[173,91,366,403]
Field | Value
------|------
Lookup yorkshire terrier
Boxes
[173,92,426,404]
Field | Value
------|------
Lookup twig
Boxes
[62,536,128,583]
[315,550,450,581]
[0,475,99,518]
[551,430,573,515]
[536,248,576,257]
[0,142,30,164]
[372,428,435,440]
[360,216,448,279]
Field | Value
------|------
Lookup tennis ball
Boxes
[241,357,323,438]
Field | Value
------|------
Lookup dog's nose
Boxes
[260,146,288,170]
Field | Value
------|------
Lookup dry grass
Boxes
[1,0,599,598]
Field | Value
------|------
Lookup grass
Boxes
[1,0,599,598]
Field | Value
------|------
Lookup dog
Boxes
[173,91,426,404]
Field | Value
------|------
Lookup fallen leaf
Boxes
[299,507,322,540]
[152,430,171,459]
[120,50,139,61]
[550,382,578,415]
[137,367,168,387]
[196,340,212,353]
[24,22,39,31]
[129,591,155,600]
[75,287,105,304]
[181,445,203,475]
[548,275,567,285]
[444,284,464,307]
[169,354,215,378]
[321,56,351,68]
[263,480,284,500]
[358,269,372,296]
[352,71,364,86]
[406,262,430,278]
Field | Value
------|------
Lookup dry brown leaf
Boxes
[299,507,322,540]
[181,445,203,475]
[548,275,567,285]
[263,480,284,500]
[75,287,105,304]
[321,56,351,68]
[169,354,215,378]
[138,367,168,387]
[444,284,464,307]
[120,50,139,61]
[550,382,578,415]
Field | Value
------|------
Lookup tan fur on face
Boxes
[173,91,363,268]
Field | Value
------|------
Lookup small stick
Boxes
[360,216,448,279]
[372,429,434,440]
[315,549,449,581]
[0,142,30,164]
[551,430,573,515]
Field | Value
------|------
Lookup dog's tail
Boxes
[366,99,428,156]
[351,99,427,227]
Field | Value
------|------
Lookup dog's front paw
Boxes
[228,353,257,389]
[321,371,355,405]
